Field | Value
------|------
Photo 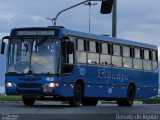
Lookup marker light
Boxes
[55,83,59,87]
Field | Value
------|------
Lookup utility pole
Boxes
[52,0,103,26]
[112,0,117,37]
[84,2,98,33]
[48,0,115,36]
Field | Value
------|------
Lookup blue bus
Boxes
[1,26,159,107]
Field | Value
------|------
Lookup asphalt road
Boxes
[0,102,160,120]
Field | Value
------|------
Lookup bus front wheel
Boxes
[69,83,82,107]
[117,86,135,107]
[22,96,35,106]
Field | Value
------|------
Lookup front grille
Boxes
[18,78,41,81]
[18,83,42,88]
[18,90,42,95]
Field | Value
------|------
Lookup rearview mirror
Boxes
[1,41,5,54]
[1,36,10,54]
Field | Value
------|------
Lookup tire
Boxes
[117,86,135,107]
[69,83,82,107]
[82,98,98,106]
[22,96,35,106]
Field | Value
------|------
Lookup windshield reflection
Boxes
[7,38,60,75]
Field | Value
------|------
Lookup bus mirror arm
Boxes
[1,36,10,54]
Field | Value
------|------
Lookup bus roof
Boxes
[11,27,157,50]
[63,28,157,50]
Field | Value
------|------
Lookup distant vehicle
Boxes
[1,27,159,107]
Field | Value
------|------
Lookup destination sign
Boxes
[16,30,55,36]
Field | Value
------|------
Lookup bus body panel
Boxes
[4,27,159,102]
[60,64,158,99]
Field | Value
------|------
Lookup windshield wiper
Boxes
[24,43,29,56]
[6,72,18,75]
[27,70,33,74]
[20,38,29,56]
[35,36,48,47]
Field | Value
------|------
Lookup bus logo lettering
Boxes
[98,69,129,81]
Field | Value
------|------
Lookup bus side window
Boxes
[62,38,74,74]
[100,43,111,66]
[152,50,158,70]
[113,44,120,56]
[89,41,96,52]
[68,41,74,64]
[76,39,87,64]
[130,47,134,58]
[134,48,140,58]
[88,41,99,64]
[144,49,149,60]
[96,42,100,53]
[108,44,113,55]
[112,44,122,67]
[143,49,152,70]
[77,39,85,51]
[140,49,144,59]
[123,46,132,68]
[149,50,152,60]
[133,48,142,69]
[101,43,108,54]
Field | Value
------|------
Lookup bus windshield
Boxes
[7,38,60,75]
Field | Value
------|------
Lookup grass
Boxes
[0,95,22,101]
[136,98,160,103]
[142,98,160,103]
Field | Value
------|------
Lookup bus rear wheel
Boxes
[22,96,35,106]
[82,98,98,106]
[117,86,135,107]
[69,83,82,107]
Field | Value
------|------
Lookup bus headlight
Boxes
[44,82,59,88]
[6,82,16,87]
[48,83,55,87]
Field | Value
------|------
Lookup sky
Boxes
[0,0,160,46]
[0,0,160,85]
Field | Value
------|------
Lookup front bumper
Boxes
[6,85,60,96]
